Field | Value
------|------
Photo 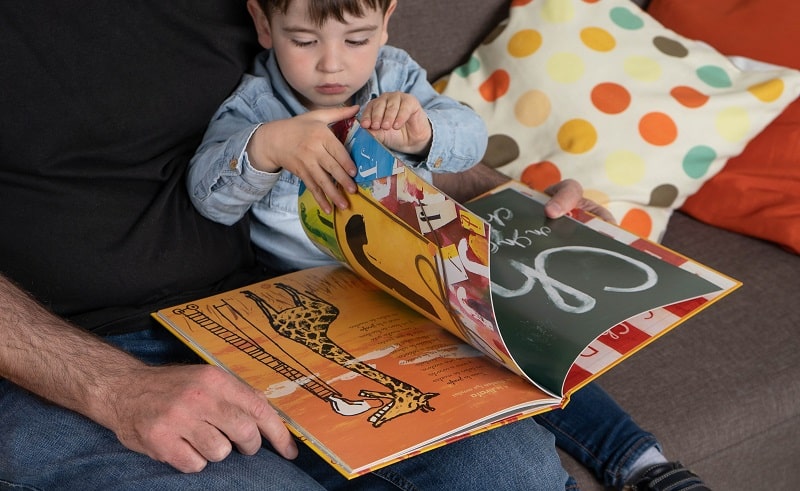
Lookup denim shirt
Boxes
[188,45,488,273]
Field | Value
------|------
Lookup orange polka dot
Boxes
[670,86,709,108]
[639,112,677,146]
[591,83,631,114]
[619,208,653,238]
[479,69,511,102]
[520,161,562,191]
[511,0,533,6]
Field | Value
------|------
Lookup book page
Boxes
[465,186,736,395]
[155,265,559,478]
[300,122,520,375]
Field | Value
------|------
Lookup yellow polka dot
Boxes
[715,107,751,142]
[514,90,551,127]
[541,0,575,23]
[605,150,645,186]
[748,78,785,103]
[508,29,543,58]
[547,52,585,83]
[580,27,616,52]
[623,55,661,82]
[557,119,597,154]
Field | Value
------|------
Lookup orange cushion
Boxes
[648,0,800,253]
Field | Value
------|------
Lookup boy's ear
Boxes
[380,0,398,45]
[247,0,273,49]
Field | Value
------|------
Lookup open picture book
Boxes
[153,119,740,479]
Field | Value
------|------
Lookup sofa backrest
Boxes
[388,0,511,81]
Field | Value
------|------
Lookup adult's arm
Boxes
[432,163,616,223]
[0,274,297,473]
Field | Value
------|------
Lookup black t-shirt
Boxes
[0,2,265,333]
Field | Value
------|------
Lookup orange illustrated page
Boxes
[155,265,559,478]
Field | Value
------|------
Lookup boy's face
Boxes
[248,0,396,111]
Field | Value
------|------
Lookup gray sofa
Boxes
[389,1,800,489]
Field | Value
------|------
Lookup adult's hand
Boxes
[107,363,296,473]
[543,178,616,224]
[432,163,616,223]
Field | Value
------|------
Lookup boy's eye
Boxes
[291,39,315,48]
[346,38,370,47]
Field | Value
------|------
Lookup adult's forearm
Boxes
[0,274,143,427]
[431,162,511,203]
[0,274,298,471]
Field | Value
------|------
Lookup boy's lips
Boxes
[316,83,347,95]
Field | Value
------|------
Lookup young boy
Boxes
[188,0,487,274]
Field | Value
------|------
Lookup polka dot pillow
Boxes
[437,0,800,241]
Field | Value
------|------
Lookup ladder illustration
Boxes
[174,303,372,416]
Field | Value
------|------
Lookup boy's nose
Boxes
[317,46,343,72]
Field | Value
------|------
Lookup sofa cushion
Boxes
[648,0,800,254]
[437,0,800,242]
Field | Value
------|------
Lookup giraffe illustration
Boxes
[174,303,372,417]
[242,284,438,427]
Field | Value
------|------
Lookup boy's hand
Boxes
[246,105,360,213]
[360,92,432,156]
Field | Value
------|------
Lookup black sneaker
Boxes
[624,462,710,491]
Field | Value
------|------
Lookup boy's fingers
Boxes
[321,134,357,182]
[313,104,360,125]
[361,101,386,130]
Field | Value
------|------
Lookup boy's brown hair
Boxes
[257,0,394,27]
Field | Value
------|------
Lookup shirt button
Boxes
[229,158,238,170]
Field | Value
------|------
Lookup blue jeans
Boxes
[0,328,655,490]
[534,384,660,489]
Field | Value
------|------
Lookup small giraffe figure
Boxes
[242,284,438,427]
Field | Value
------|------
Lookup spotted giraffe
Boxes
[242,283,438,427]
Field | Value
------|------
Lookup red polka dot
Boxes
[520,161,562,191]
[591,83,631,114]
[670,86,709,108]
[479,70,511,102]
[639,112,677,146]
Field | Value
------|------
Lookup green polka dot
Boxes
[609,7,644,30]
[697,65,733,88]
[454,56,481,78]
[683,145,717,178]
